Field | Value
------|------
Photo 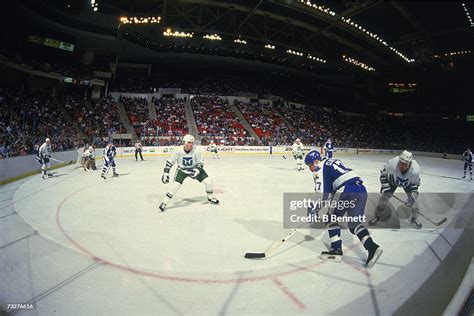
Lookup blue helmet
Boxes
[305,150,322,165]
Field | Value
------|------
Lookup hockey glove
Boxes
[405,191,419,207]
[161,173,170,184]
[379,170,392,193]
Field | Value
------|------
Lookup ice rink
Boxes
[1,152,473,315]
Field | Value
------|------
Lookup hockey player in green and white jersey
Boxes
[159,134,219,212]
[208,140,220,159]
[292,138,305,171]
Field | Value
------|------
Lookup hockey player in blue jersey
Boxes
[324,139,334,158]
[462,148,472,180]
[305,150,383,268]
[101,142,118,179]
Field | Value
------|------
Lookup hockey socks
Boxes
[351,224,383,268]
[160,182,182,211]
[202,178,219,204]
[320,223,343,262]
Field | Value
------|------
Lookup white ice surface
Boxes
[0,153,472,315]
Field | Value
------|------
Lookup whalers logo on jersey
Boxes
[395,176,409,188]
[182,157,193,167]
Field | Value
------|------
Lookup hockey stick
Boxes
[245,194,336,259]
[391,195,447,226]
[282,155,287,159]
[244,223,304,259]
[50,157,65,164]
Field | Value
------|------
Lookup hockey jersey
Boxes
[314,158,362,200]
[463,150,472,163]
[382,157,420,190]
[38,142,52,158]
[168,145,204,171]
[103,146,117,160]
[292,143,304,156]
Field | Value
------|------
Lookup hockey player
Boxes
[101,142,118,179]
[208,140,220,159]
[159,134,219,212]
[369,150,421,228]
[82,146,95,171]
[462,148,472,180]
[36,138,53,179]
[135,140,144,161]
[305,150,382,268]
[324,139,334,159]
[292,138,304,171]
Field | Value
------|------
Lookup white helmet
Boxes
[295,138,301,143]
[88,146,93,150]
[183,134,195,143]
[399,150,413,163]
[45,138,51,142]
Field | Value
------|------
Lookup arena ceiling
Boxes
[14,0,474,75]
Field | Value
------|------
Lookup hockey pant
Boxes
[376,173,419,219]
[323,182,376,251]
[294,153,303,168]
[464,162,472,174]
[135,148,144,160]
[36,156,51,175]
[162,168,214,204]
[102,157,117,174]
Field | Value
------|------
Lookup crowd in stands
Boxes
[0,55,469,158]
[119,96,188,146]
[275,105,385,148]
[237,101,293,145]
[111,70,315,104]
[66,95,125,142]
[151,97,188,137]
[3,85,468,158]
[0,88,87,158]
[191,96,255,144]
[121,96,149,133]
[141,137,183,146]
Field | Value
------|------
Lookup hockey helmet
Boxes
[399,150,413,164]
[183,134,195,143]
[305,150,322,165]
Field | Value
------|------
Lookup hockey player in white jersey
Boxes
[369,150,422,228]
[292,138,305,171]
[36,138,53,179]
[159,134,219,212]
[208,140,220,159]
[82,146,95,171]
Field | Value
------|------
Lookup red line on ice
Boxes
[271,277,306,310]
[56,185,361,285]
